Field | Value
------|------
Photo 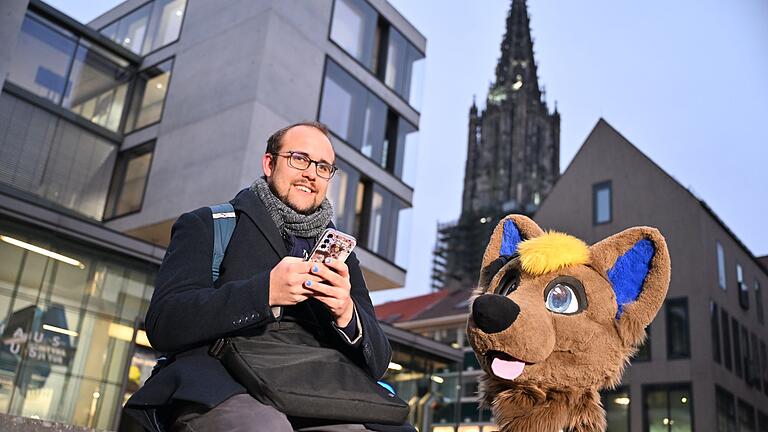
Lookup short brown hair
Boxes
[265,121,332,155]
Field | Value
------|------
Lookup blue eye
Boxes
[545,283,580,314]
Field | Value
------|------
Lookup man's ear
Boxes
[262,153,274,177]
[590,226,671,347]
[477,215,544,288]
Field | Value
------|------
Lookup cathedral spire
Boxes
[494,0,539,92]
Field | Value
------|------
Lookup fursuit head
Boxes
[466,215,670,432]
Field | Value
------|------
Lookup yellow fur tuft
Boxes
[517,231,590,275]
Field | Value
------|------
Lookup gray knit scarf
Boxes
[250,176,333,239]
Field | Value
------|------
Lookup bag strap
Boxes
[209,202,236,282]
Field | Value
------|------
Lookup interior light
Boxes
[388,362,403,371]
[123,37,131,44]
[450,342,460,349]
[1,235,85,269]
[108,323,153,348]
[42,324,79,337]
[663,418,669,425]
[613,396,630,405]
[431,375,444,384]
[175,10,183,16]
[681,397,687,404]
[156,83,164,89]
[92,391,100,399]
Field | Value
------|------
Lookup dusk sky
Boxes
[49,0,768,305]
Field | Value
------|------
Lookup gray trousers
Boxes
[169,393,377,432]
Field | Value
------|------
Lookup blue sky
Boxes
[48,0,768,305]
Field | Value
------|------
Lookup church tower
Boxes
[433,0,560,290]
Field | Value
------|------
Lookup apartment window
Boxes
[711,301,721,364]
[593,181,612,225]
[104,142,154,219]
[643,383,692,432]
[666,298,690,359]
[740,327,752,386]
[756,280,764,325]
[329,0,378,68]
[124,59,174,132]
[715,386,736,432]
[601,387,630,432]
[329,0,425,110]
[101,0,187,55]
[732,318,742,378]
[717,241,726,290]
[739,399,756,432]
[382,26,425,109]
[634,326,651,362]
[722,309,733,371]
[7,14,77,104]
[319,60,418,186]
[750,333,762,390]
[762,341,768,396]
[738,263,749,309]
[62,42,131,132]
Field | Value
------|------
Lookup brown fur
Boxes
[467,215,671,432]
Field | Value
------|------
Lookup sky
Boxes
[48,0,768,305]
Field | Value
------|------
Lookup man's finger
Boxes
[308,263,345,287]
[322,258,349,277]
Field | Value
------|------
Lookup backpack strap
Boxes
[209,203,236,282]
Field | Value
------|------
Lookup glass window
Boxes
[634,325,651,361]
[7,14,77,104]
[601,387,630,432]
[383,27,425,109]
[666,298,690,359]
[739,399,756,432]
[0,93,118,220]
[643,384,692,432]
[325,158,360,236]
[732,318,742,378]
[715,386,736,432]
[104,142,154,219]
[110,3,151,54]
[393,118,418,187]
[367,184,411,268]
[741,327,751,385]
[717,241,726,290]
[320,60,387,163]
[142,0,187,54]
[124,59,173,132]
[762,341,768,396]
[593,181,611,225]
[62,42,131,132]
[755,280,764,324]
[750,333,762,390]
[711,301,721,364]
[738,264,749,309]
[330,0,378,69]
[722,309,732,371]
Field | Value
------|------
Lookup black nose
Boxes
[472,294,521,334]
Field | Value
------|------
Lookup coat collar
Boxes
[231,188,288,258]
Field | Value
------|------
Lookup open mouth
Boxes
[294,184,315,194]
[486,351,529,381]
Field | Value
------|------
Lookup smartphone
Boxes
[306,228,356,263]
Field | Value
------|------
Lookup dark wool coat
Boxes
[124,188,391,431]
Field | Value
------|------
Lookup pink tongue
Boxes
[491,357,525,380]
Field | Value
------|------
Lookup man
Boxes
[125,122,396,432]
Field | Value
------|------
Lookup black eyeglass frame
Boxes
[270,151,338,179]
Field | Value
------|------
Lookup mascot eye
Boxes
[494,268,520,296]
[543,277,587,315]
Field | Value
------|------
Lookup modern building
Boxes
[432,0,560,291]
[380,118,768,432]
[0,0,455,430]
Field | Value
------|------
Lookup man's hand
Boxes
[269,257,322,307]
[305,258,354,327]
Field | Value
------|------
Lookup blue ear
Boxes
[608,239,655,319]
[499,220,523,256]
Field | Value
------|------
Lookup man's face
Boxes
[262,126,335,215]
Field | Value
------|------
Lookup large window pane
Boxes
[143,0,187,54]
[125,59,173,132]
[739,399,756,432]
[7,14,76,104]
[62,43,131,132]
[367,185,410,267]
[711,301,721,364]
[593,181,611,224]
[109,3,151,54]
[330,0,378,68]
[733,318,742,378]
[643,384,692,432]
[716,386,736,432]
[666,298,690,359]
[104,142,154,219]
[601,387,630,432]
[722,309,732,371]
[716,241,726,290]
[325,158,360,236]
[384,27,425,108]
[755,280,764,324]
[394,117,418,187]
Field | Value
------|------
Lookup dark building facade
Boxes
[433,0,560,291]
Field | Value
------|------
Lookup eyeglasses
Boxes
[271,151,337,179]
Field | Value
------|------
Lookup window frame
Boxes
[592,180,612,225]
[102,140,156,221]
[98,0,188,57]
[641,382,694,432]
[716,241,726,290]
[123,57,175,134]
[711,300,721,364]
[665,297,691,360]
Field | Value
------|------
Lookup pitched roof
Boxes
[375,290,452,324]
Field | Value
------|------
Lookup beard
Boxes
[267,178,319,215]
